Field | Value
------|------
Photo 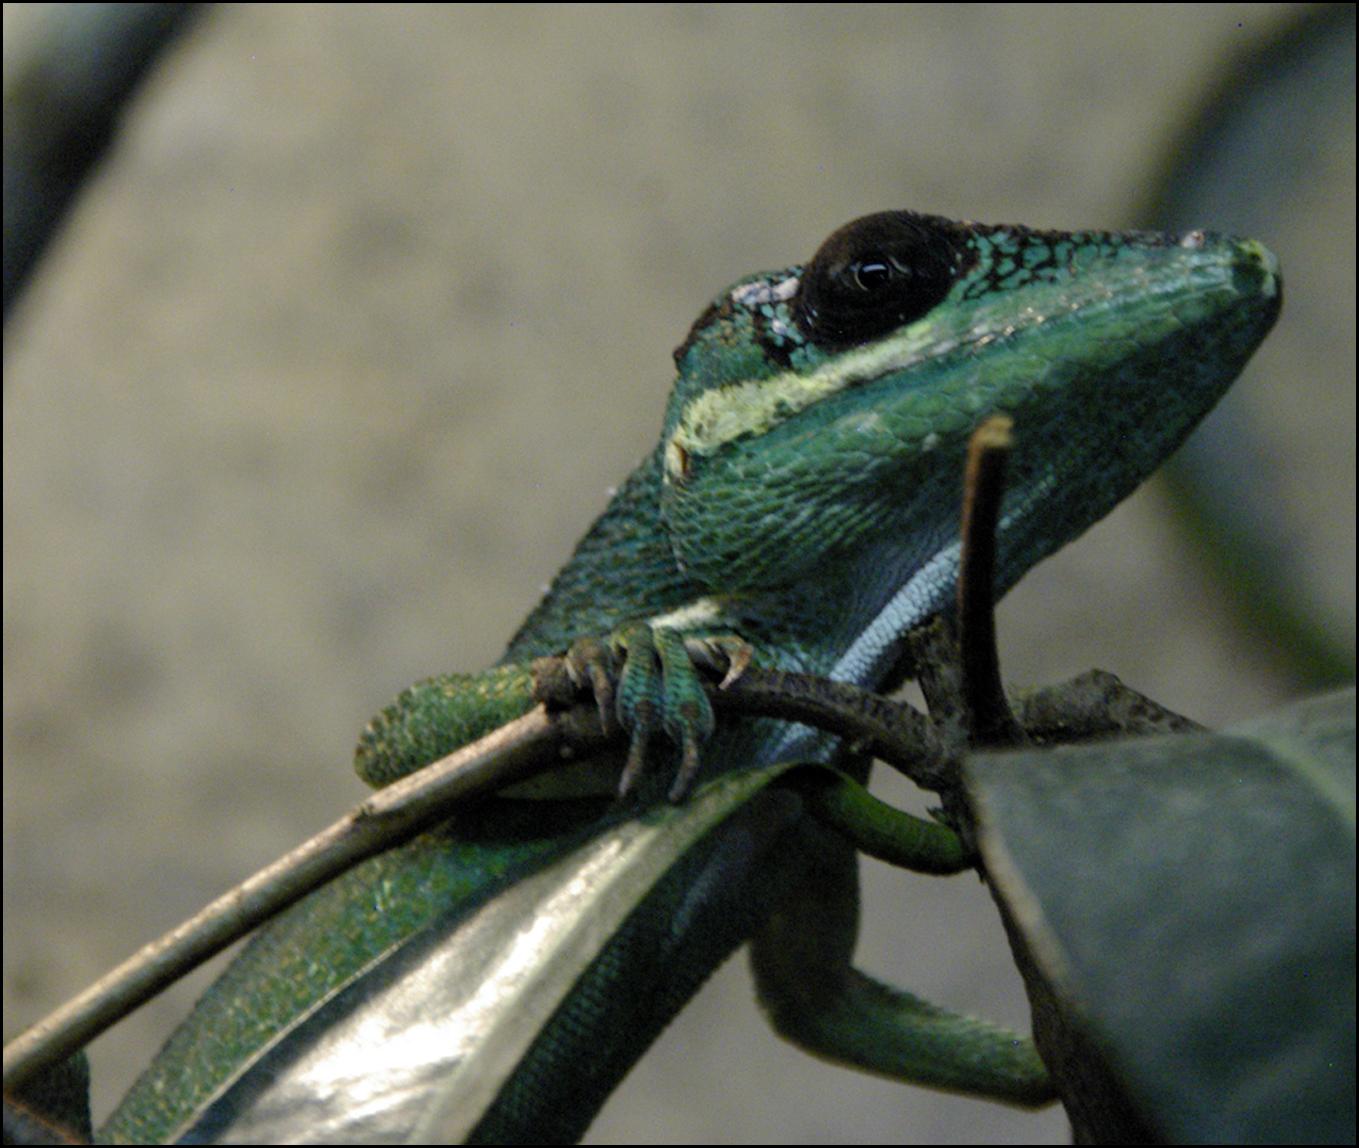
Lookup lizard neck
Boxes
[502,441,952,695]
[502,449,697,662]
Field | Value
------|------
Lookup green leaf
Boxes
[967,687,1355,1143]
[172,763,800,1144]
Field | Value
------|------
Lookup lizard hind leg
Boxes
[750,779,1053,1107]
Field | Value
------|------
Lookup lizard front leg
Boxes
[353,621,751,800]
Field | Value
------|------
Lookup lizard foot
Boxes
[556,625,752,801]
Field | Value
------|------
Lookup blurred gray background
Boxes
[5,5,1353,1143]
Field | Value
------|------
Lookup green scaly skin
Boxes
[101,212,1280,1143]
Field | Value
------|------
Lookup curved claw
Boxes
[668,730,704,802]
[611,623,658,797]
[685,635,755,689]
[653,626,715,800]
[618,726,653,799]
[564,636,619,739]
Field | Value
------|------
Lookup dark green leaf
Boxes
[968,688,1355,1143]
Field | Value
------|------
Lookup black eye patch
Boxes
[793,211,962,350]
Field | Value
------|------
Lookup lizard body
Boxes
[101,211,1279,1143]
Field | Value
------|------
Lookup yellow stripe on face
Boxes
[665,320,961,482]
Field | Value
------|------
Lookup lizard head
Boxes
[658,211,1281,629]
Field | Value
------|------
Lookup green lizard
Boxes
[99,210,1280,1143]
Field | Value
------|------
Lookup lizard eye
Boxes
[793,211,961,350]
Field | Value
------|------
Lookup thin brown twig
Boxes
[2,707,566,1092]
[957,415,1026,748]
